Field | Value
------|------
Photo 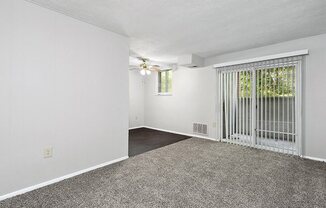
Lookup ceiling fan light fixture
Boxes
[146,70,151,75]
[140,69,146,75]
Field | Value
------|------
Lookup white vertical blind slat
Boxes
[282,60,286,154]
[273,60,278,152]
[236,71,239,144]
[229,72,232,144]
[291,62,295,154]
[251,69,256,147]
[226,73,229,143]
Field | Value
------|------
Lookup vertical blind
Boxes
[217,56,303,156]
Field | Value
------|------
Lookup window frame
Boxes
[156,69,173,96]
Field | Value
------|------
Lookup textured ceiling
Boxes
[27,0,326,63]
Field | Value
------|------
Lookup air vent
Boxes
[193,123,208,135]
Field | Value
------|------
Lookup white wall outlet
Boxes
[135,116,138,121]
[43,147,53,158]
[212,122,217,128]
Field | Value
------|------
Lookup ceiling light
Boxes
[140,69,146,75]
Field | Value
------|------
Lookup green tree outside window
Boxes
[239,67,295,98]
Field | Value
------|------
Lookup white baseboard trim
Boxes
[303,155,326,163]
[139,126,326,162]
[129,126,145,130]
[0,156,129,201]
[143,126,217,141]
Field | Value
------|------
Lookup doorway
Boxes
[217,56,303,155]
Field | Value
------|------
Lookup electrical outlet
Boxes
[43,147,53,158]
[135,116,138,121]
[212,122,217,128]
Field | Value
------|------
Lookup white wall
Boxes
[206,33,326,160]
[143,33,326,160]
[0,0,129,196]
[144,67,217,139]
[129,71,144,128]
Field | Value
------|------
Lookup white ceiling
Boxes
[28,0,326,63]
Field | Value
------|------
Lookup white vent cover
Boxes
[193,123,208,135]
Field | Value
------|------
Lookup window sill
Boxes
[157,93,172,96]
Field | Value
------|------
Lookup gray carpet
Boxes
[1,138,325,208]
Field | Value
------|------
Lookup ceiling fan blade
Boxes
[137,57,149,62]
[149,66,161,72]
[150,64,160,67]
[129,67,140,71]
[129,56,143,66]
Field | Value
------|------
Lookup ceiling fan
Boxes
[129,57,163,76]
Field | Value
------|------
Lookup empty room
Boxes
[1,0,326,207]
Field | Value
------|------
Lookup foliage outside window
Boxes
[158,70,172,94]
[239,66,295,98]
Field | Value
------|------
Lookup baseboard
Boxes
[139,126,326,161]
[129,126,145,130]
[143,126,217,141]
[0,156,129,201]
[303,155,326,163]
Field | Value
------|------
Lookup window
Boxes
[239,66,295,98]
[158,70,172,95]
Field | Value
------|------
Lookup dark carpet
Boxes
[129,127,190,157]
[1,138,325,208]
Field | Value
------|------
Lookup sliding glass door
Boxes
[218,56,302,156]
